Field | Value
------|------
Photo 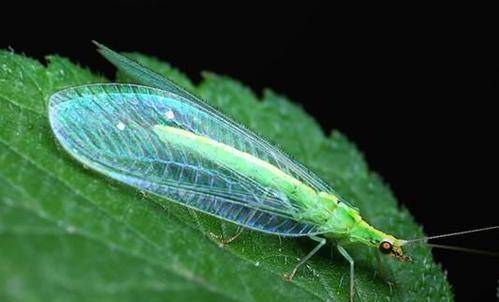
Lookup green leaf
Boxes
[0,50,453,302]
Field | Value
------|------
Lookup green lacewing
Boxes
[48,43,498,301]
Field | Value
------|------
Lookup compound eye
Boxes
[379,241,393,254]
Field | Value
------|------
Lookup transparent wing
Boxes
[95,42,334,195]
[49,84,324,236]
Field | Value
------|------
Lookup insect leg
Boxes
[210,208,257,245]
[337,245,355,302]
[283,235,326,281]
[210,227,244,245]
[330,244,335,260]
[374,251,394,294]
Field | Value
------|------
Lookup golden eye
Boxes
[379,241,393,254]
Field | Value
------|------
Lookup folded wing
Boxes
[49,84,325,236]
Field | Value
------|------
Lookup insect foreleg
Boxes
[337,245,355,302]
[283,235,326,281]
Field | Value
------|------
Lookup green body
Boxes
[154,125,398,248]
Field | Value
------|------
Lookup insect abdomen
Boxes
[153,125,319,205]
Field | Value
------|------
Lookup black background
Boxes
[2,2,498,301]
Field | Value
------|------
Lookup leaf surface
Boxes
[0,50,453,302]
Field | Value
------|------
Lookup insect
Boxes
[48,43,498,301]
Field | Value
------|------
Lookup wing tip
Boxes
[92,40,115,58]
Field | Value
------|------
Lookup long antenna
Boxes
[425,243,499,257]
[403,225,498,244]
